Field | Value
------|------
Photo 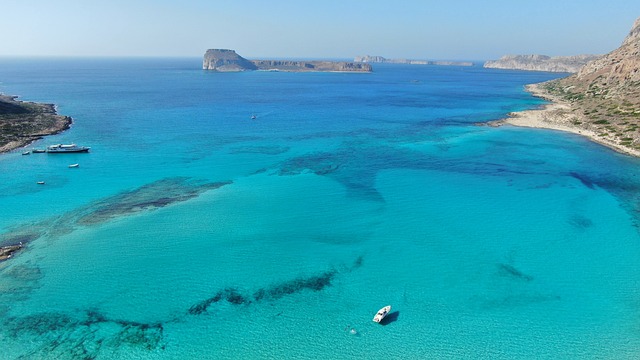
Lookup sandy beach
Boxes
[494,83,640,158]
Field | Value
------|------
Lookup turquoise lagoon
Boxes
[0,59,639,359]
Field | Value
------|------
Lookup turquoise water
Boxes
[1,58,640,359]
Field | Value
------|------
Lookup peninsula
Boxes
[484,54,601,73]
[203,49,372,72]
[0,95,72,153]
[493,17,640,157]
[354,55,473,67]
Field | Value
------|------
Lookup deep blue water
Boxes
[1,58,639,359]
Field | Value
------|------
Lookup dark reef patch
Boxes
[2,309,166,359]
[189,287,251,314]
[569,172,595,189]
[189,256,362,315]
[497,263,533,282]
[75,177,232,225]
[0,177,232,262]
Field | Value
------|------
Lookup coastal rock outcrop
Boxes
[355,55,473,67]
[483,54,601,73]
[202,49,258,71]
[203,49,372,72]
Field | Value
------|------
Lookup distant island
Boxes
[354,55,473,67]
[203,49,372,72]
[491,17,640,157]
[483,54,601,73]
[0,95,72,153]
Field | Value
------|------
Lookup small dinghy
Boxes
[36,181,45,185]
[373,305,391,323]
[68,163,79,168]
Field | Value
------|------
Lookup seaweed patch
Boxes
[497,263,533,282]
[228,145,290,155]
[568,215,594,229]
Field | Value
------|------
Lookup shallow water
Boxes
[1,59,639,359]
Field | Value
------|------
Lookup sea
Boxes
[0,58,639,359]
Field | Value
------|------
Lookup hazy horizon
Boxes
[2,0,639,60]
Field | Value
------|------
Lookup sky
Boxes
[2,0,640,60]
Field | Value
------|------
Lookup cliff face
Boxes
[202,49,257,71]
[484,54,601,73]
[202,49,371,72]
[538,16,640,152]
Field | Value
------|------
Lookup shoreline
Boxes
[490,83,640,158]
[0,95,72,154]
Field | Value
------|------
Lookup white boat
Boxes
[46,144,90,153]
[36,181,45,185]
[68,163,79,168]
[372,305,391,323]
[22,151,30,155]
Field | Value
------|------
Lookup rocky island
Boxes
[483,54,602,73]
[354,55,473,67]
[203,49,372,72]
[0,95,72,153]
[493,17,640,157]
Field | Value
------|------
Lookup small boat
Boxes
[251,114,257,120]
[36,181,45,185]
[373,305,391,323]
[68,163,79,168]
[22,151,30,155]
[46,144,90,153]
[32,149,46,153]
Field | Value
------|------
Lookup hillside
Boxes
[484,54,601,73]
[0,95,72,153]
[500,17,640,156]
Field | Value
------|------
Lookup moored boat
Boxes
[22,151,30,155]
[68,163,79,168]
[373,305,391,323]
[46,144,90,153]
[32,149,46,153]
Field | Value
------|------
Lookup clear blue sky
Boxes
[2,0,639,60]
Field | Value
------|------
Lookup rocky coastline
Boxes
[0,95,72,154]
[484,54,601,73]
[490,17,640,158]
[203,49,372,72]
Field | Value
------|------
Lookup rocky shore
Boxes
[490,16,640,158]
[0,243,24,262]
[0,95,72,153]
[490,83,640,157]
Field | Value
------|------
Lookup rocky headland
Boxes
[484,54,601,73]
[203,49,372,72]
[354,55,473,67]
[493,17,640,157]
[0,95,72,153]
